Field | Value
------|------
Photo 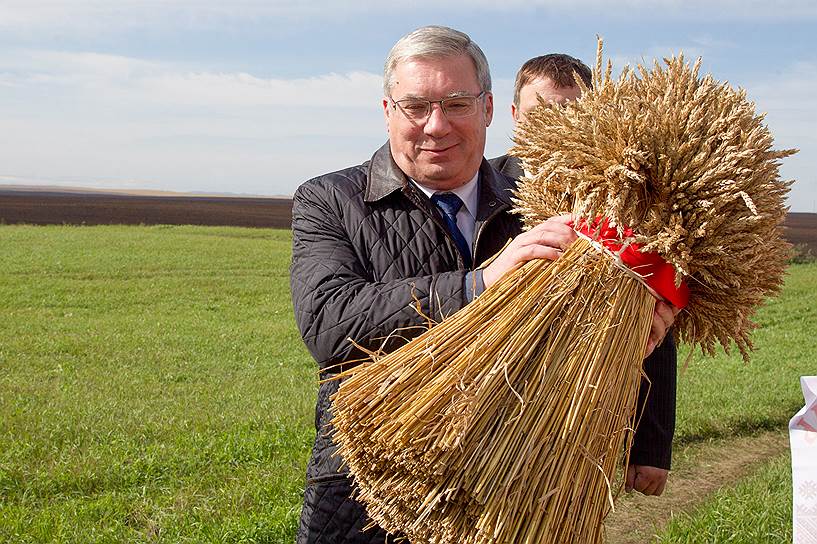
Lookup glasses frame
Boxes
[390,91,487,121]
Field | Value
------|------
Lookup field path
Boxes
[604,429,790,543]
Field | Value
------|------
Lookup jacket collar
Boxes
[364,143,408,202]
[494,154,523,181]
[364,142,516,215]
[475,154,515,222]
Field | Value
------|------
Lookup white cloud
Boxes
[0,49,157,76]
[745,62,817,115]
[0,49,383,108]
[743,62,817,211]
[142,71,383,108]
[0,45,813,209]
[0,48,386,195]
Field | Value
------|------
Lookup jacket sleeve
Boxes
[629,333,677,469]
[290,179,468,371]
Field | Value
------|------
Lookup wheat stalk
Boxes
[512,38,795,360]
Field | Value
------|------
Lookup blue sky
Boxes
[1,1,815,211]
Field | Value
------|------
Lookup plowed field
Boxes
[1,188,815,254]
[0,188,292,229]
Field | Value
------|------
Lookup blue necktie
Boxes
[431,192,473,269]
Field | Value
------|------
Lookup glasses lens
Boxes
[442,96,477,117]
[396,99,430,119]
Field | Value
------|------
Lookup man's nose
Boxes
[424,103,452,136]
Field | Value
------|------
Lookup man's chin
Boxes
[416,164,455,180]
[412,166,472,190]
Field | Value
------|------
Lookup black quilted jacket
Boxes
[290,143,676,543]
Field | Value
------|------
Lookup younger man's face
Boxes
[512,76,582,124]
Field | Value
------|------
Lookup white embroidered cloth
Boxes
[791,376,817,543]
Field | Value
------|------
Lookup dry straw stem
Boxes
[511,38,796,360]
[333,237,655,543]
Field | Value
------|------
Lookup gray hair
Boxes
[383,25,492,96]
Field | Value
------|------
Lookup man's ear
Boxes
[484,92,494,127]
[511,103,520,124]
[383,97,390,131]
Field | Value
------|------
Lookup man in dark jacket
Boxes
[490,52,677,496]
[291,26,678,543]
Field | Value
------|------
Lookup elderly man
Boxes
[291,28,676,543]
[491,52,678,498]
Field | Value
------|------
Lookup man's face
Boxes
[512,76,582,124]
[383,54,493,191]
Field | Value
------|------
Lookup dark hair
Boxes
[513,54,592,106]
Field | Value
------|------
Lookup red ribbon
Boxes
[572,218,690,309]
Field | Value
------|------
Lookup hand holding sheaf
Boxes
[482,214,577,289]
[481,214,679,359]
[644,301,679,358]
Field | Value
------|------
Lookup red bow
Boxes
[573,218,689,309]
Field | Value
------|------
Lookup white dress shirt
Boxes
[411,172,479,250]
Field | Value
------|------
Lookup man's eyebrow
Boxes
[395,90,479,100]
[396,93,425,100]
[446,91,480,98]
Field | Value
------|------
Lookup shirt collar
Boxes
[411,171,480,218]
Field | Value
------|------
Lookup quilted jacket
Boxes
[290,143,676,543]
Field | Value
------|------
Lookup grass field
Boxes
[1,225,314,543]
[1,224,814,543]
[658,455,793,543]
[674,259,816,444]
[653,252,815,542]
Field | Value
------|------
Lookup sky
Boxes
[0,1,815,211]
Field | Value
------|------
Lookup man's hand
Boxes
[481,216,679,357]
[644,301,680,358]
[482,214,576,289]
[625,464,669,496]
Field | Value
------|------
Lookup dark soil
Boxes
[0,189,292,229]
[785,212,817,255]
[2,190,815,253]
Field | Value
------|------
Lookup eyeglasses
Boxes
[390,91,486,121]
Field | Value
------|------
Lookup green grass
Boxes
[0,225,315,543]
[657,454,793,544]
[674,263,817,443]
[1,225,813,543]
[655,263,815,543]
